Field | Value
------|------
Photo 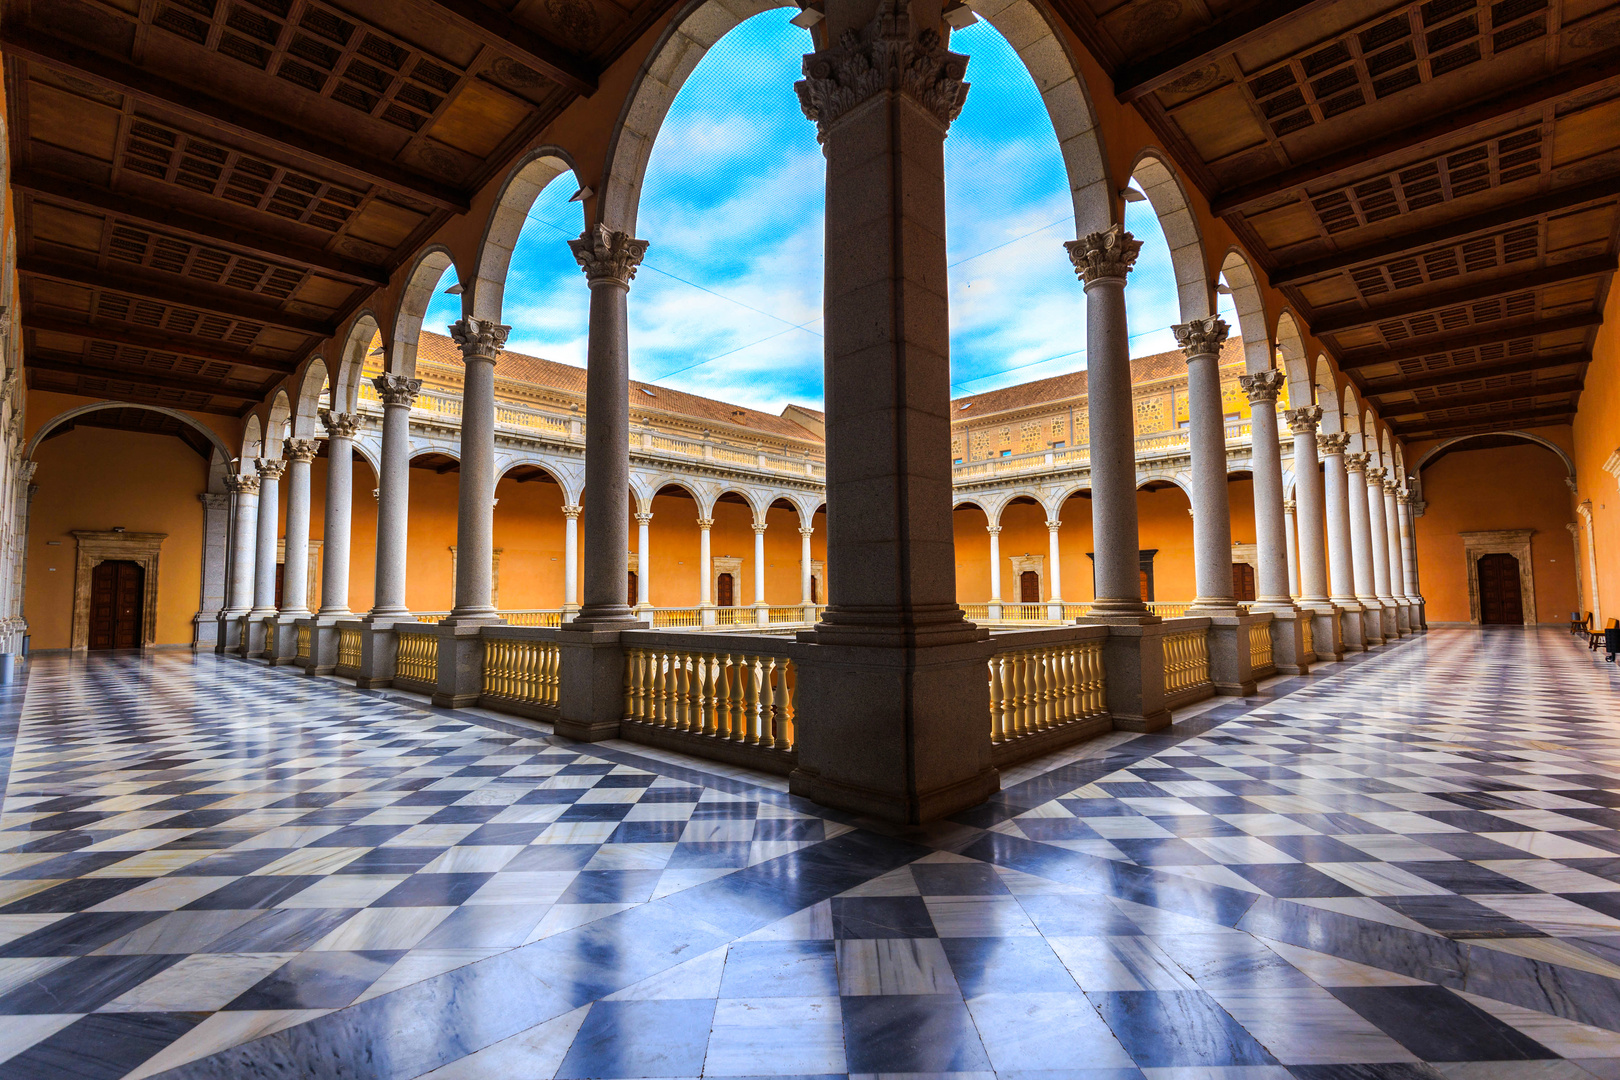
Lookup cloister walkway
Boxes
[0,631,1616,1078]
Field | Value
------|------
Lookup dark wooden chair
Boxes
[1573,611,1592,636]
[1590,618,1616,652]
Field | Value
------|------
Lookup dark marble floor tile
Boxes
[1377,896,1547,938]
[832,897,936,939]
[226,949,403,1010]
[0,875,154,913]
[1230,863,1364,898]
[1393,860,1542,894]
[911,862,1008,896]
[502,844,601,870]
[1111,838,1218,866]
[840,994,991,1072]
[1408,832,1538,861]
[0,1010,204,1080]
[1016,817,1106,841]
[371,873,493,907]
[333,847,445,876]
[1284,1066,1447,1080]
[939,936,1079,996]
[1086,989,1278,1067]
[556,802,636,823]
[1329,985,1556,1061]
[182,875,322,910]
[607,819,685,844]
[514,788,586,804]
[306,824,412,847]
[199,906,360,953]
[1417,810,1536,832]
[556,998,717,1079]
[1260,834,1379,863]
[0,910,165,957]
[753,818,825,842]
[0,952,182,1013]
[1017,893,1142,936]
[1,850,131,879]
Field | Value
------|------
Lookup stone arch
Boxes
[1412,430,1576,481]
[1315,355,1342,434]
[1378,424,1393,469]
[241,414,263,463]
[1051,481,1092,515]
[597,0,1114,237]
[471,147,581,323]
[707,486,767,523]
[1342,388,1365,451]
[391,246,456,379]
[1275,310,1311,399]
[788,494,823,527]
[27,402,234,477]
[332,313,383,413]
[293,359,330,438]
[1219,249,1271,374]
[1137,473,1191,498]
[1132,150,1209,322]
[264,390,292,454]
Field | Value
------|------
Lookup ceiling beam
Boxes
[1212,55,1620,216]
[15,171,389,288]
[1391,404,1576,437]
[0,28,469,213]
[1362,351,1591,393]
[1377,378,1585,416]
[20,314,302,374]
[1112,0,1335,103]
[1337,313,1602,369]
[24,351,266,401]
[1310,255,1617,336]
[21,369,247,417]
[20,255,336,338]
[1271,182,1620,286]
[405,0,597,96]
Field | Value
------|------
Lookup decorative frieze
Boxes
[569,225,648,288]
[1064,225,1142,286]
[795,0,969,141]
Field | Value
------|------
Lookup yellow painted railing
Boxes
[1063,603,1093,620]
[413,612,450,625]
[296,625,312,661]
[625,646,796,751]
[1301,616,1314,657]
[396,630,439,687]
[1001,603,1050,622]
[962,603,989,620]
[652,607,702,628]
[988,638,1106,744]
[482,636,560,708]
[767,606,804,624]
[264,620,277,657]
[504,610,564,628]
[1163,626,1212,696]
[1147,602,1190,618]
[715,606,753,627]
[1249,620,1274,671]
[337,626,361,670]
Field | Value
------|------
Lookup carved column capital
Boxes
[1241,369,1286,404]
[752,522,768,534]
[1283,498,1296,514]
[799,526,815,538]
[985,524,1001,535]
[199,492,231,511]
[1045,519,1062,531]
[1365,465,1387,483]
[1383,478,1400,494]
[284,438,320,463]
[795,0,969,142]
[254,457,287,480]
[696,516,714,529]
[1064,224,1142,286]
[1316,431,1350,455]
[228,474,261,496]
[1172,316,1229,360]
[373,373,423,408]
[1398,489,1413,505]
[634,512,654,525]
[569,225,648,287]
[1345,451,1371,473]
[449,318,511,361]
[563,504,584,520]
[320,410,364,439]
[1285,405,1323,435]
[16,460,36,484]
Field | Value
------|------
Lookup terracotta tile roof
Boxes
[416,332,819,442]
[949,339,1245,418]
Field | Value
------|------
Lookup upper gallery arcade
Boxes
[2,0,1617,820]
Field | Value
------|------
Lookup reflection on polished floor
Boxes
[0,630,1617,1078]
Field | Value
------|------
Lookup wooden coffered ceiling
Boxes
[1079,0,1620,439]
[3,0,679,416]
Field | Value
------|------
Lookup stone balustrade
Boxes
[1162,619,1214,708]
[986,625,1109,766]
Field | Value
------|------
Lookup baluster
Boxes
[1037,648,1053,730]
[653,651,670,727]
[676,653,693,732]
[758,658,776,747]
[712,654,730,738]
[987,656,1004,743]
[729,654,747,739]
[780,659,796,748]
[1007,653,1024,737]
[744,655,761,744]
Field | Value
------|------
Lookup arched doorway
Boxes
[1478,554,1524,625]
[89,561,144,650]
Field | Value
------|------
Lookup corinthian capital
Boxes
[229,474,261,496]
[1345,451,1371,472]
[1241,369,1286,404]
[1366,465,1387,483]
[254,457,287,480]
[1064,225,1142,286]
[1285,405,1323,435]
[795,0,970,142]
[284,438,320,463]
[1316,431,1350,455]
[16,460,36,484]
[321,410,364,440]
[569,225,648,287]
[1172,316,1229,360]
[449,318,511,360]
[373,373,423,408]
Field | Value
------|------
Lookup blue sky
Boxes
[425,11,1239,412]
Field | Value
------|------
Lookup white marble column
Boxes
[1288,411,1329,604]
[569,226,647,629]
[635,511,652,609]
[1283,499,1300,598]
[753,520,768,624]
[1176,317,1237,614]
[225,474,259,616]
[197,490,230,637]
[1365,465,1395,620]
[250,457,285,617]
[1319,431,1361,601]
[370,374,421,618]
[1045,519,1063,602]
[1067,226,1146,619]
[800,525,815,605]
[987,524,1002,606]
[1345,451,1383,643]
[1383,478,1407,607]
[280,439,319,617]
[1398,486,1424,621]
[444,320,508,624]
[563,505,582,615]
[317,411,362,618]
[697,516,713,606]
[1241,369,1291,611]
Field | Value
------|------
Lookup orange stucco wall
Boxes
[1573,287,1620,625]
[26,426,209,649]
[1414,442,1579,625]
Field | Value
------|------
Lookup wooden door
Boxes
[810,575,818,604]
[89,560,144,650]
[627,571,638,608]
[1232,563,1256,602]
[274,562,285,607]
[717,573,734,607]
[1019,571,1040,603]
[1139,568,1151,602]
[1478,553,1523,625]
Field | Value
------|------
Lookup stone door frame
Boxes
[1008,554,1044,603]
[712,556,743,607]
[1460,529,1536,626]
[70,530,166,650]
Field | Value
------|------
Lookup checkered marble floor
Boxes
[0,630,1617,1079]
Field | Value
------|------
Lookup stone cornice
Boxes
[795,0,969,142]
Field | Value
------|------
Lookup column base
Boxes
[1394,603,1412,634]
[699,604,717,627]
[556,627,632,741]
[432,623,488,707]
[789,634,997,824]
[1098,620,1171,732]
[987,601,1003,621]
[755,603,770,627]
